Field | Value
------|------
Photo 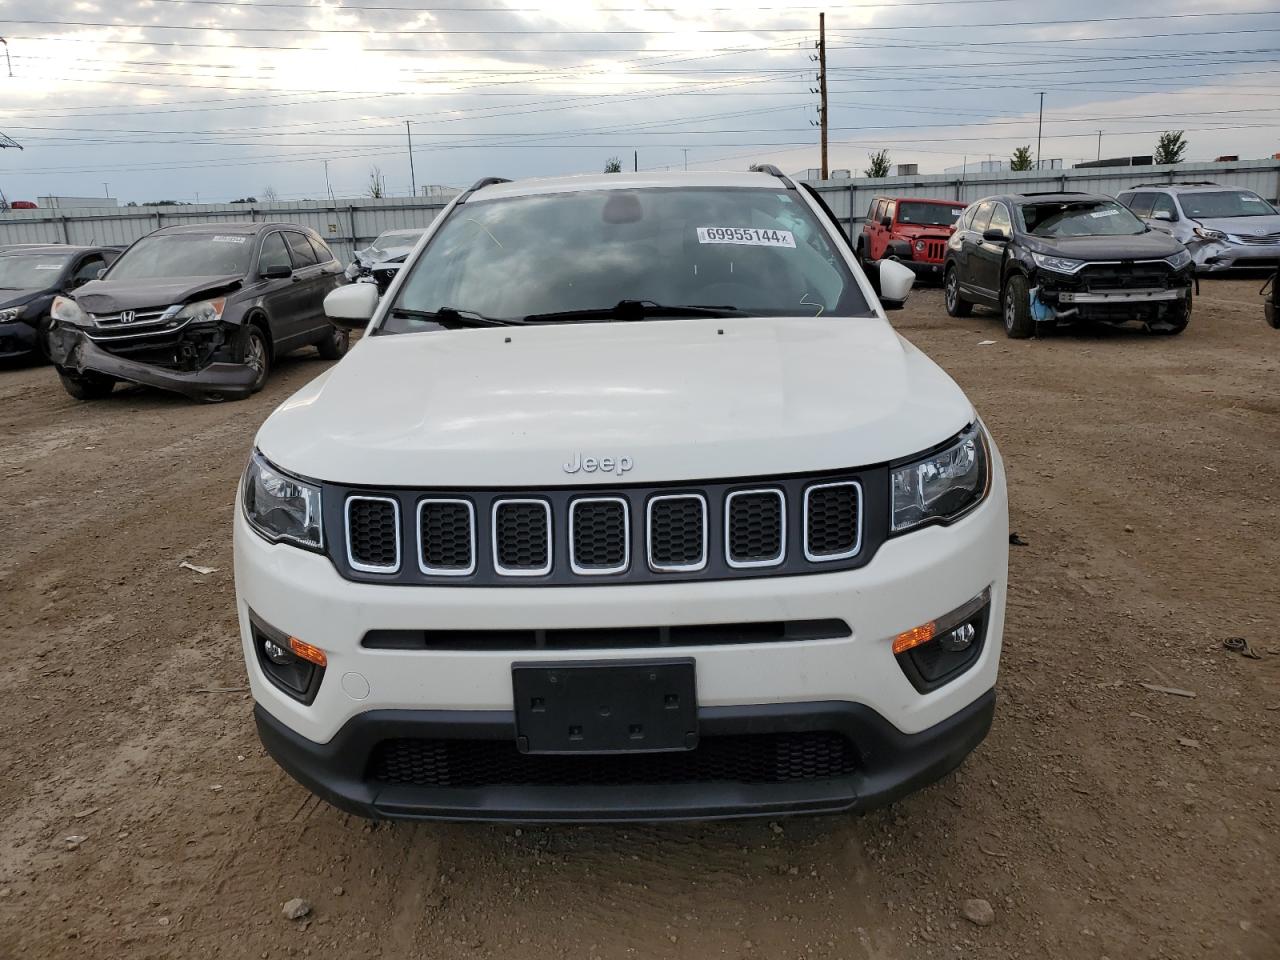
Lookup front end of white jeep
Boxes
[233,171,1009,822]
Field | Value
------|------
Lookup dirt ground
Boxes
[1,277,1277,960]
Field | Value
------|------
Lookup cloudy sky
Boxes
[1,0,1278,203]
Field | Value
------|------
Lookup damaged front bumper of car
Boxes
[1027,259,1193,325]
[44,320,258,402]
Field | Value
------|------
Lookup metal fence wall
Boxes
[0,196,451,262]
[3,159,1278,255]
[807,159,1280,236]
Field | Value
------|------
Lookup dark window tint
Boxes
[987,203,1012,235]
[1151,194,1178,220]
[71,254,105,284]
[258,233,291,274]
[285,232,319,268]
[309,236,336,264]
[897,202,966,227]
[1126,192,1156,217]
[385,187,871,329]
[971,201,995,233]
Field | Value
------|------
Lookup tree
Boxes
[262,185,279,202]
[1010,146,1034,171]
[1154,131,1187,165]
[367,165,385,198]
[864,149,891,178]
[604,157,622,173]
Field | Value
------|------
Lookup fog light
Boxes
[938,622,975,652]
[250,611,325,704]
[894,588,991,693]
[262,638,293,665]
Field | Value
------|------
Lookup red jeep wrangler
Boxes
[857,196,966,282]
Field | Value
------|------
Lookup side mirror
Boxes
[324,282,379,329]
[874,259,915,311]
[260,263,293,280]
[1150,210,1175,222]
[880,216,892,228]
[982,228,1009,243]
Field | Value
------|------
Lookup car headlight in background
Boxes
[50,296,91,326]
[242,450,323,550]
[891,423,991,533]
[915,240,925,252]
[1165,249,1193,270]
[0,306,22,323]
[171,297,227,324]
[344,262,360,280]
[1031,252,1088,275]
[1192,226,1227,242]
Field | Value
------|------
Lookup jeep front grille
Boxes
[332,471,874,585]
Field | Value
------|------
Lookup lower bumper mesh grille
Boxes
[369,732,858,787]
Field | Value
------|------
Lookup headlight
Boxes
[1192,226,1227,242]
[51,295,90,326]
[1031,252,1087,274]
[891,423,991,534]
[241,451,323,550]
[1165,248,1193,270]
[173,297,227,324]
[915,240,925,251]
[344,262,360,280]
[0,306,22,323]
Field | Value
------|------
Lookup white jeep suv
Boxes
[234,168,1009,822]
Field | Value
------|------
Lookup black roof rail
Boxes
[1017,191,1093,197]
[1127,181,1220,189]
[749,163,796,188]
[457,176,512,204]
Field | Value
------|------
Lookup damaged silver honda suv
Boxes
[46,222,348,402]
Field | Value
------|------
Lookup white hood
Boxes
[256,316,973,487]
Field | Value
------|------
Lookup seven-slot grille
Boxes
[922,239,947,262]
[340,481,864,582]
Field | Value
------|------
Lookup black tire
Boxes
[1150,294,1190,336]
[944,265,972,317]
[58,369,115,401]
[316,325,349,360]
[1002,273,1036,339]
[239,323,271,393]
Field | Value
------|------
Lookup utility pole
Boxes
[819,12,829,180]
[323,159,333,202]
[1097,130,1102,161]
[102,182,109,198]
[682,148,689,171]
[406,121,417,198]
[634,150,637,172]
[1035,92,1045,170]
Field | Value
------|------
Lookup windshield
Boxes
[1019,199,1146,238]
[1179,190,1277,219]
[897,202,965,227]
[107,233,253,280]
[365,229,426,258]
[0,252,71,288]
[384,187,868,330]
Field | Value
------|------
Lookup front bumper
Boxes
[902,260,944,280]
[235,451,1008,821]
[254,690,996,822]
[45,325,257,401]
[0,319,39,360]
[1193,240,1280,272]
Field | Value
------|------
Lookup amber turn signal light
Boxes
[892,621,937,655]
[288,636,328,667]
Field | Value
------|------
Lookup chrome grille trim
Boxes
[646,493,707,573]
[725,488,786,569]
[802,480,863,562]
[345,495,401,574]
[416,498,476,577]
[568,496,630,576]
[491,498,552,577]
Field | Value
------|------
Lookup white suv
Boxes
[234,169,1009,822]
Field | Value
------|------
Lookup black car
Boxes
[0,245,122,361]
[943,192,1194,338]
[46,222,348,401]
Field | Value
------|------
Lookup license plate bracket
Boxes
[512,658,698,755]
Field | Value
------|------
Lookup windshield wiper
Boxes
[522,300,745,324]
[389,306,522,328]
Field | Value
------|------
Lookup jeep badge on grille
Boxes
[563,453,634,476]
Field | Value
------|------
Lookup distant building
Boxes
[37,195,120,209]
[895,164,919,176]
[1073,156,1154,169]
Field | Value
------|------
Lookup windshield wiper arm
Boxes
[522,300,745,324]
[389,306,521,327]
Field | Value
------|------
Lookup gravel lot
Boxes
[1,278,1276,960]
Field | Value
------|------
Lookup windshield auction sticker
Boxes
[697,227,796,248]
[211,235,247,243]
